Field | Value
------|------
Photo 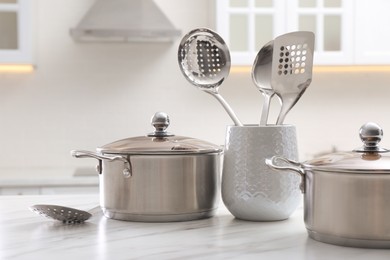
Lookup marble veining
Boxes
[0,194,389,260]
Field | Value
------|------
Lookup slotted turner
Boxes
[272,31,315,125]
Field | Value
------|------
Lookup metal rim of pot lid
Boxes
[303,122,390,173]
[97,112,223,155]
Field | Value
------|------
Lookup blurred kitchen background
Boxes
[1,0,390,194]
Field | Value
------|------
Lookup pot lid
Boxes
[97,112,222,155]
[303,122,390,173]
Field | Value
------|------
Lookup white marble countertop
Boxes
[1,194,389,260]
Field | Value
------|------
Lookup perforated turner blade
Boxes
[30,204,93,224]
[272,31,315,125]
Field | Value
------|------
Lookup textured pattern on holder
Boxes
[222,126,302,221]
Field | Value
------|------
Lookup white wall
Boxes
[1,0,390,176]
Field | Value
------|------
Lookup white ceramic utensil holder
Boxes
[222,125,301,221]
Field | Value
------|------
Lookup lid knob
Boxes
[148,112,174,137]
[354,122,388,153]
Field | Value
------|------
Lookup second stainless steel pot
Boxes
[266,122,390,248]
[72,112,223,222]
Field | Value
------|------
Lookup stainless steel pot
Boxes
[266,122,390,248]
[72,112,223,222]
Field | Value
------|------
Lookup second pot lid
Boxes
[302,122,390,173]
[97,112,223,155]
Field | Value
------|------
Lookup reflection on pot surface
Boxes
[267,122,390,248]
[72,112,223,222]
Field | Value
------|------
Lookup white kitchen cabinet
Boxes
[0,187,40,195]
[0,167,99,195]
[354,0,390,64]
[216,0,287,65]
[40,186,99,195]
[216,0,388,65]
[0,185,99,195]
[0,0,32,64]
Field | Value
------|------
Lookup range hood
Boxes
[70,0,181,42]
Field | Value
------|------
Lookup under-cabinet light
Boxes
[230,66,390,74]
[313,66,390,72]
[0,65,34,73]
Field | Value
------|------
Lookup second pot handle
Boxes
[265,156,306,193]
[71,150,132,178]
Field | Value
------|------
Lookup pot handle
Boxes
[265,156,306,193]
[71,150,132,178]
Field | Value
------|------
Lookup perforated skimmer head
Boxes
[30,204,92,224]
[177,28,242,126]
[178,28,231,93]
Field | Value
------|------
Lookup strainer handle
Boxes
[211,93,243,126]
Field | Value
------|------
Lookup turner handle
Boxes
[276,103,290,125]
